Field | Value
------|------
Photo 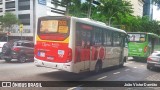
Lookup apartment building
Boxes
[126,0,145,17]
[143,0,153,20]
[0,0,66,40]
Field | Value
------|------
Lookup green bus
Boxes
[128,32,160,60]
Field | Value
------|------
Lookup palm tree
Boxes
[52,0,81,16]
[94,0,133,25]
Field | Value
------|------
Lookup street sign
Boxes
[19,24,23,32]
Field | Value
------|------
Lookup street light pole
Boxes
[87,0,93,18]
[108,11,118,26]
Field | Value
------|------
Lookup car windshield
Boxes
[14,42,22,46]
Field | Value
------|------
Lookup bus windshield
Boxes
[38,18,70,41]
[128,33,146,42]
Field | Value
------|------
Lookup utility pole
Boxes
[108,12,118,26]
[87,0,93,18]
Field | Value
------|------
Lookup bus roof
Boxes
[39,16,127,34]
[72,16,127,34]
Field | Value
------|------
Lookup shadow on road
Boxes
[37,66,126,81]
[0,59,34,64]
[128,59,147,63]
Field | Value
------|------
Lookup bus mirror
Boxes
[126,35,130,43]
[126,38,130,43]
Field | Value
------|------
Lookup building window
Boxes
[0,8,2,12]
[5,9,15,12]
[18,0,30,11]
[18,14,30,25]
[0,0,2,4]
[5,1,15,9]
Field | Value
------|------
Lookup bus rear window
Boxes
[38,18,70,41]
[128,33,146,42]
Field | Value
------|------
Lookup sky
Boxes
[153,5,160,21]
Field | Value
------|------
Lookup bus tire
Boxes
[120,58,125,67]
[94,60,102,73]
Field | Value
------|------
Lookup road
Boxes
[0,58,160,90]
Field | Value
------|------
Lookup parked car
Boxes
[147,51,160,70]
[0,36,7,58]
[1,40,34,63]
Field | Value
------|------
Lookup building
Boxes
[0,0,66,40]
[143,0,153,20]
[126,0,145,17]
[153,5,160,21]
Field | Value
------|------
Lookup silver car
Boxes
[147,51,160,69]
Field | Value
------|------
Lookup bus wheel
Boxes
[94,61,102,73]
[120,58,125,67]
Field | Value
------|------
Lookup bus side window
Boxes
[81,30,91,48]
[92,28,102,46]
[113,32,121,47]
[103,30,112,46]
[76,30,82,46]
[107,31,112,46]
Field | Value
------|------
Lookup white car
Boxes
[0,42,7,51]
[147,51,160,70]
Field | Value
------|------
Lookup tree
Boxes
[120,15,160,34]
[91,0,133,24]
[153,0,160,9]
[1,12,19,33]
[52,0,82,16]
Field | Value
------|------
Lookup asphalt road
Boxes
[0,58,160,90]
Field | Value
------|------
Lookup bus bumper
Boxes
[34,57,73,72]
[128,52,147,58]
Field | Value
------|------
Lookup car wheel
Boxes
[4,58,11,62]
[18,55,27,63]
[147,64,152,70]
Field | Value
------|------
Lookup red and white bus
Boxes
[34,16,128,73]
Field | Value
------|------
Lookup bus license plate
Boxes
[38,52,45,57]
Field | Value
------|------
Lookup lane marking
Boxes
[97,76,107,80]
[67,85,83,90]
[67,87,77,90]
[113,72,120,75]
[125,69,130,71]
[134,67,137,68]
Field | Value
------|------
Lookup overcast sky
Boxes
[153,5,160,21]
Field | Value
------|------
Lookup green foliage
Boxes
[120,15,160,34]
[0,12,19,32]
[92,0,133,24]
[53,0,160,35]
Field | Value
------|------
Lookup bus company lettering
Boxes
[12,82,42,87]
[52,43,59,48]
[42,42,51,47]
[124,82,158,87]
